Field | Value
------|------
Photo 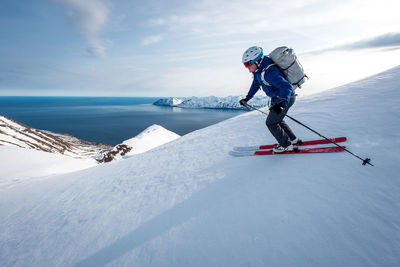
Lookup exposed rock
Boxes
[96,144,132,163]
[0,115,113,160]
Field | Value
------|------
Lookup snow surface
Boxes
[0,146,97,189]
[1,66,400,266]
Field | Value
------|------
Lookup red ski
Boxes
[230,146,345,157]
[233,137,346,151]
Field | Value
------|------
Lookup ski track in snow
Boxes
[1,66,400,266]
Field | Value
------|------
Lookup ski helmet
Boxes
[242,46,263,66]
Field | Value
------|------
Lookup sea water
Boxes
[0,97,245,145]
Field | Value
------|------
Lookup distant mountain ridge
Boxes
[0,115,112,159]
[153,95,268,109]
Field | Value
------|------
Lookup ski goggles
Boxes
[243,61,251,68]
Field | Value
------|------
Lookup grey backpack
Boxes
[261,46,307,89]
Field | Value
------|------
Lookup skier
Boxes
[239,46,300,152]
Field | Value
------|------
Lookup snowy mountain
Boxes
[123,124,180,155]
[154,95,268,109]
[98,124,180,162]
[0,115,112,159]
[1,66,400,266]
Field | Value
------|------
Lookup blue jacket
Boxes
[246,57,294,107]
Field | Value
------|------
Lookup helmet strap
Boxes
[255,56,264,68]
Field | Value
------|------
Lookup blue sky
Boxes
[1,0,399,97]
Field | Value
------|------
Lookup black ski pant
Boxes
[266,96,297,147]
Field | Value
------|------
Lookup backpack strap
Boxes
[260,63,276,87]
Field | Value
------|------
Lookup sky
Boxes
[0,0,399,97]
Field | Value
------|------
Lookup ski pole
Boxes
[242,102,373,166]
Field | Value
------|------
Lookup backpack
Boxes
[261,46,307,89]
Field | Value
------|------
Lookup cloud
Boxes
[144,0,355,38]
[54,0,109,57]
[340,32,400,50]
[142,35,164,46]
[143,0,400,55]
[307,32,400,55]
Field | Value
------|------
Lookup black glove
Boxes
[269,103,284,114]
[239,98,249,106]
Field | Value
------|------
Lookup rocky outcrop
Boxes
[96,144,132,163]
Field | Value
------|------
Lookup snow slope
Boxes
[1,66,400,266]
[0,146,97,189]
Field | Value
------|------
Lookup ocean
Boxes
[0,97,245,145]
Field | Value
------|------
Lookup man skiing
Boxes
[239,46,300,152]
